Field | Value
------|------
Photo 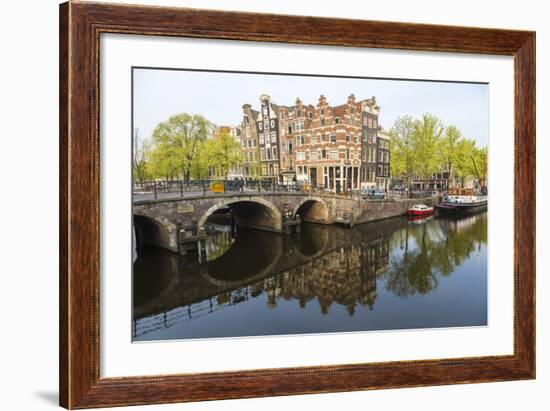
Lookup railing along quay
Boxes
[133,179,438,201]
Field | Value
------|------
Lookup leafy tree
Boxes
[205,130,243,179]
[437,125,462,187]
[132,128,151,185]
[412,113,443,179]
[150,114,214,180]
[389,115,416,188]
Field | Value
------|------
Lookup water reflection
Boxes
[133,213,487,340]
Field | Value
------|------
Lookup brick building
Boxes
[238,93,390,191]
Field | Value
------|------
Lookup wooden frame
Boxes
[59,1,535,408]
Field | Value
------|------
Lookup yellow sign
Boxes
[211,182,225,193]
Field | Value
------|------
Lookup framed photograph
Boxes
[59,1,535,408]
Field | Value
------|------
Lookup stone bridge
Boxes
[133,192,438,253]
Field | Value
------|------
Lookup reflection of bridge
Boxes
[133,218,406,322]
[133,191,438,253]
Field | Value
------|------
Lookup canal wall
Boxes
[354,197,440,225]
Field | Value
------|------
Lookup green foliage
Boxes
[132,129,151,184]
[140,113,244,181]
[204,130,243,179]
[148,113,215,180]
[389,113,487,188]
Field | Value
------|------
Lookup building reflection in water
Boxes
[133,212,487,340]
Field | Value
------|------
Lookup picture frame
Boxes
[59,1,535,408]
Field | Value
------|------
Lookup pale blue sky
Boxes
[133,68,488,147]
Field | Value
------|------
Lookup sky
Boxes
[133,68,488,147]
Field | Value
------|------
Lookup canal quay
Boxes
[132,187,487,340]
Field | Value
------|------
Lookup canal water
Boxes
[133,212,487,341]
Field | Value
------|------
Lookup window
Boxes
[353,133,358,143]
[297,110,301,117]
[321,134,327,142]
[329,149,339,160]
[263,106,268,115]
[330,133,337,143]
[259,134,264,144]
[308,112,313,119]
[245,116,249,124]
[288,125,292,134]
[320,117,325,126]
[311,135,317,144]
[335,117,340,124]
[252,139,257,148]
[379,150,383,161]
[260,150,265,161]
[288,142,293,153]
[310,150,318,161]
[259,122,263,130]
[322,149,327,159]
[266,148,272,160]
[272,147,278,159]
[345,134,350,142]
[297,151,305,160]
[320,108,324,115]
[296,119,304,131]
[270,120,275,128]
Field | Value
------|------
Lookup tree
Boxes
[132,128,150,185]
[411,114,443,179]
[389,115,416,188]
[205,130,243,179]
[150,114,214,181]
[437,125,461,187]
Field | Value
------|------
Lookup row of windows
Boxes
[259,131,277,145]
[243,139,257,148]
[293,133,360,145]
[379,151,390,163]
[258,119,276,131]
[261,164,279,176]
[260,146,278,161]
[377,164,390,177]
[296,148,358,161]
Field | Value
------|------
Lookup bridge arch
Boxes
[198,197,283,233]
[293,197,330,224]
[133,213,178,253]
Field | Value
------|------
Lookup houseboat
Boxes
[436,188,487,215]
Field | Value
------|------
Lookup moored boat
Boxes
[408,204,434,216]
[436,188,487,215]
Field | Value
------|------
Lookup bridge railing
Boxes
[133,180,440,201]
[133,179,362,200]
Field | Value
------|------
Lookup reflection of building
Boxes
[254,239,390,315]
[238,94,390,190]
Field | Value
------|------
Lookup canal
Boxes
[133,212,487,341]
